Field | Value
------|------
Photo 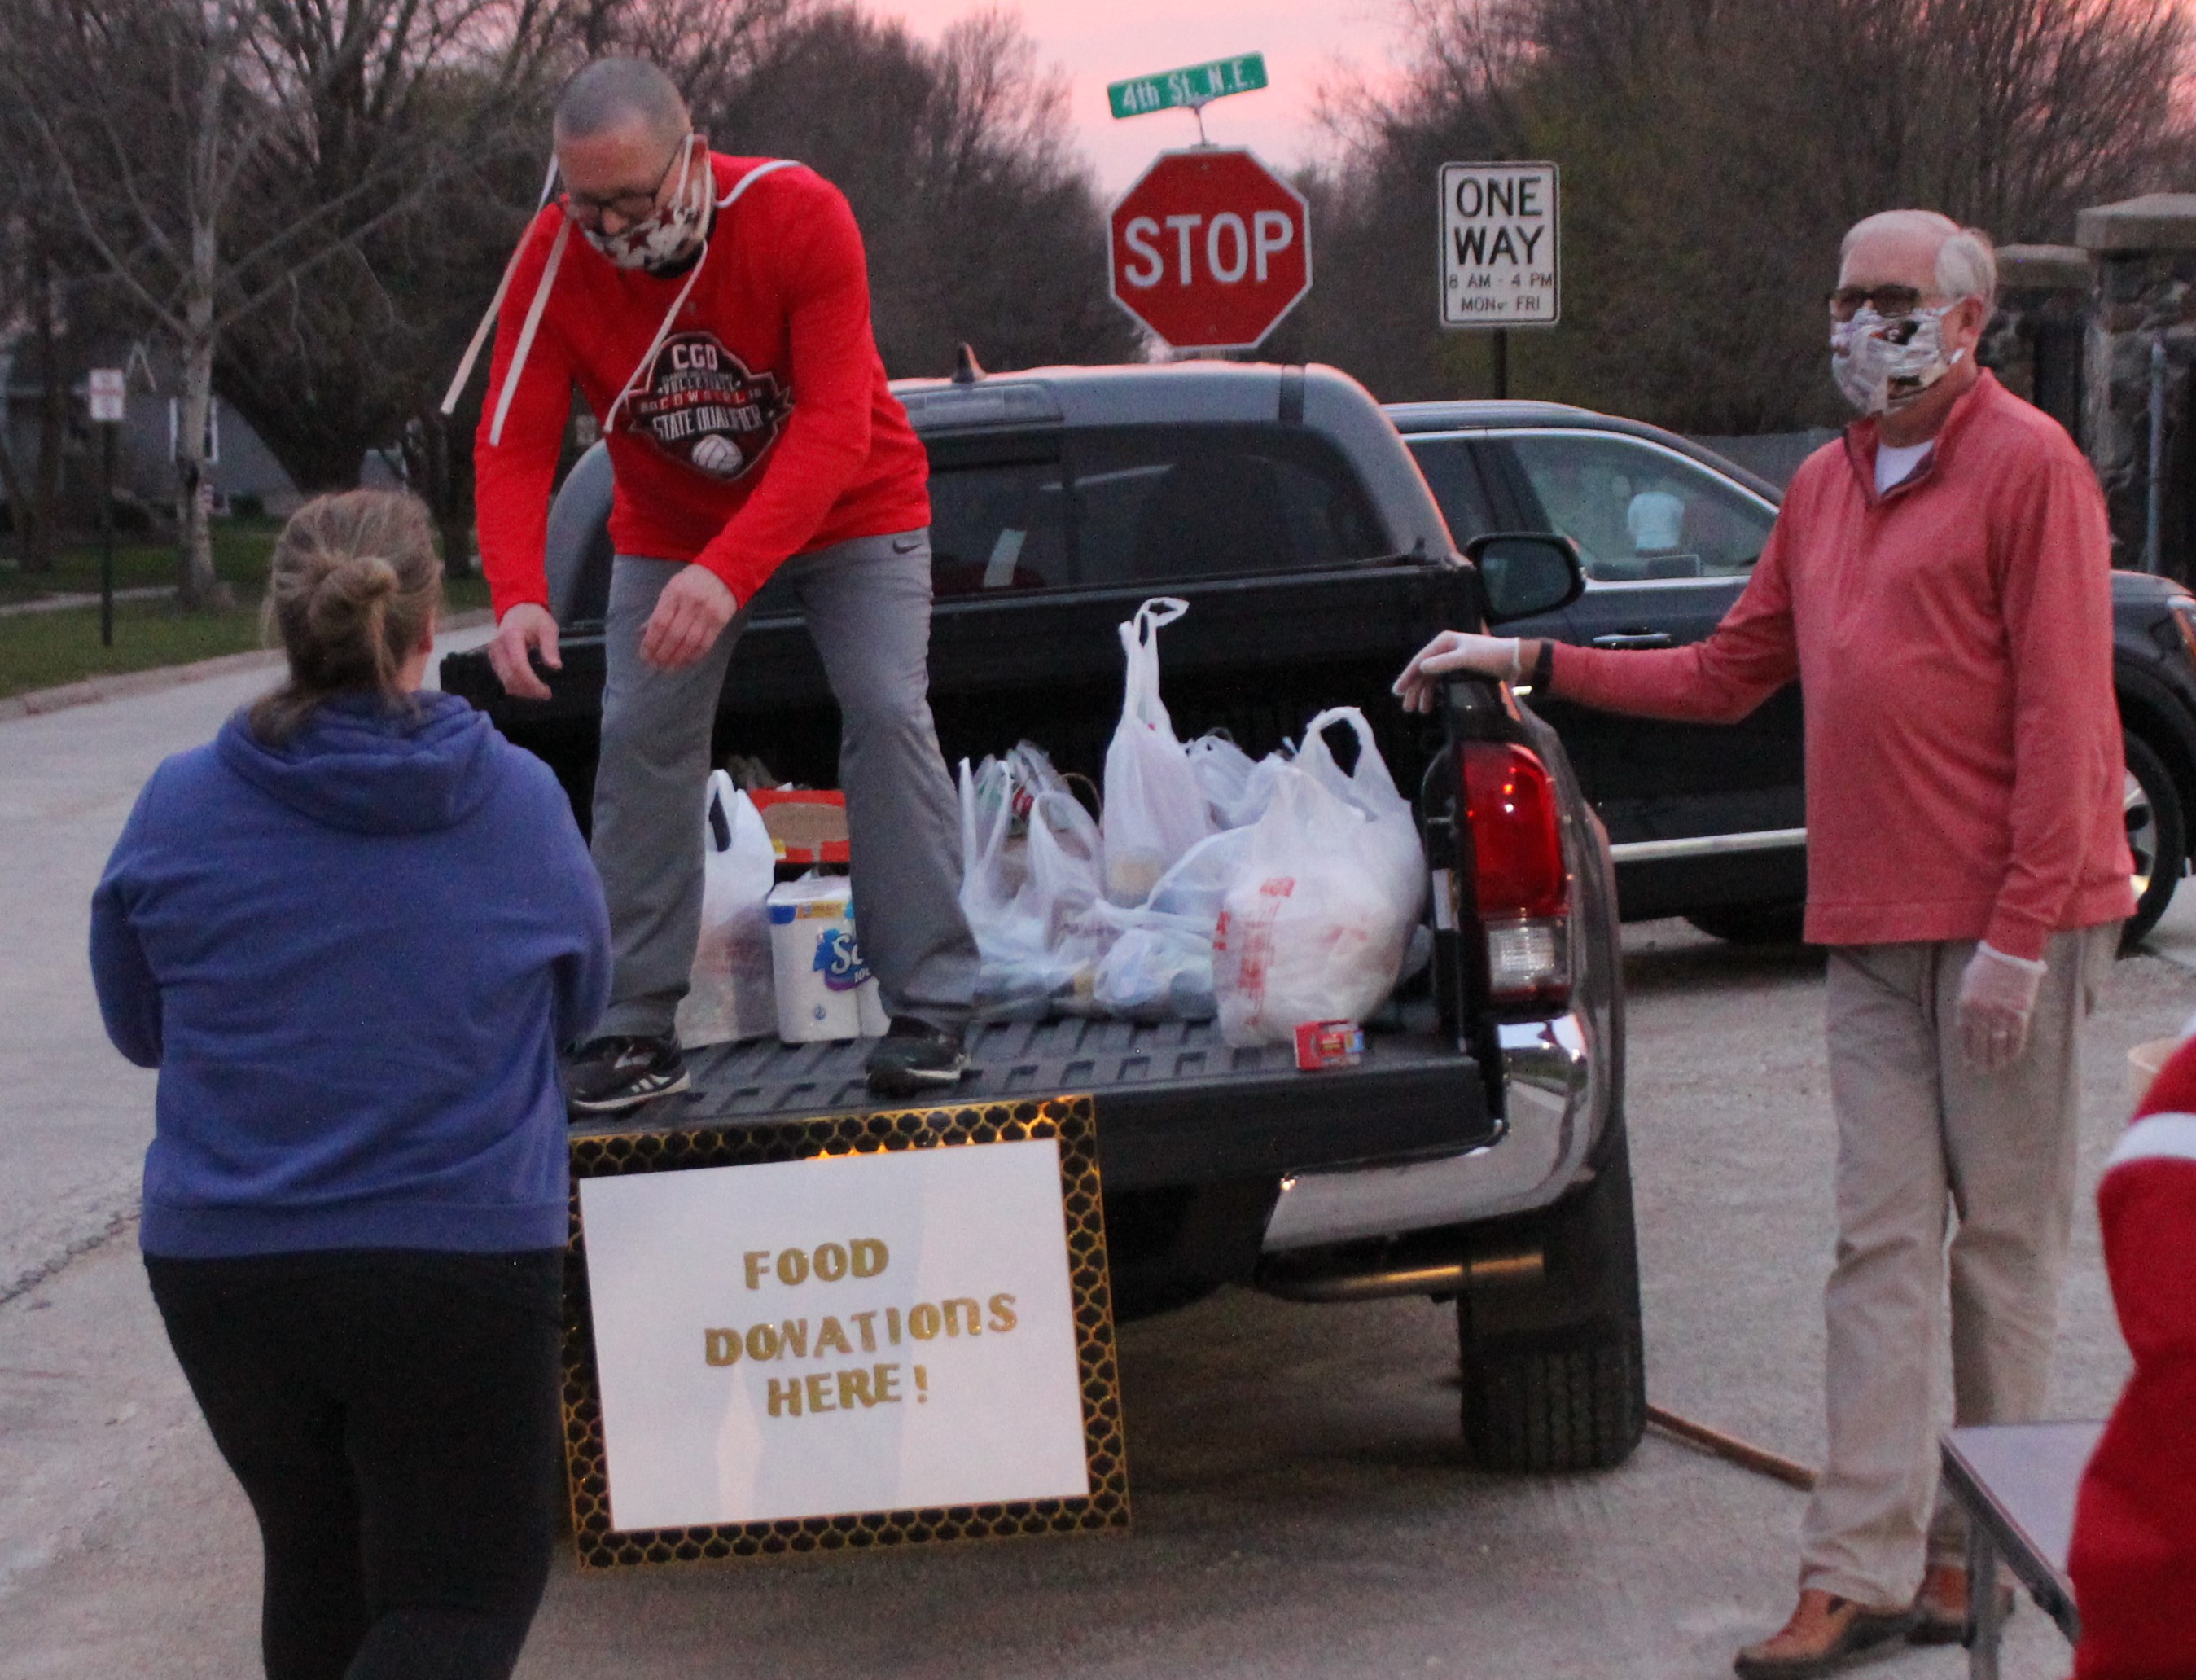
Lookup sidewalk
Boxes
[0,620,499,1301]
[0,587,171,619]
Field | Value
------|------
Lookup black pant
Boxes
[146,1248,566,1680]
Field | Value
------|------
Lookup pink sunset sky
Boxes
[877,0,1409,191]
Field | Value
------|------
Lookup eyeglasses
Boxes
[559,136,690,230]
[1826,284,1930,322]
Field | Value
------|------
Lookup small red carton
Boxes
[1295,1020,1365,1072]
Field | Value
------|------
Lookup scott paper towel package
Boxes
[766,874,888,1043]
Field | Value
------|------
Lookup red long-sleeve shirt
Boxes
[2069,1036,2196,1679]
[473,154,930,613]
[1549,371,2133,958]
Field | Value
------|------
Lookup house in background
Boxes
[2,337,299,533]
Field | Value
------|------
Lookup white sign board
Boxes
[1440,162,1559,327]
[577,1138,1092,1533]
[87,368,125,423]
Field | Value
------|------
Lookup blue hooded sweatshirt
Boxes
[90,690,610,1257]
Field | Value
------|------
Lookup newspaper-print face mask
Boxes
[1830,304,1966,416]
[578,136,710,274]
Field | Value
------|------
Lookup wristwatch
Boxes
[1529,639,1555,690]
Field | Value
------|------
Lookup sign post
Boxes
[87,369,126,649]
[1438,163,1560,398]
[1108,148,1311,353]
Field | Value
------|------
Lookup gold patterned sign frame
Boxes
[562,1094,1127,1568]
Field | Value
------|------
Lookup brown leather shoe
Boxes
[1908,1562,2016,1645]
[1733,1590,1922,1678]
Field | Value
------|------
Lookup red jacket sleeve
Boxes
[2069,1136,2196,1680]
[1548,515,1800,722]
[472,211,576,620]
[692,178,878,602]
[1983,458,2122,958]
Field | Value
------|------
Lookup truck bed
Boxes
[571,1007,1494,1193]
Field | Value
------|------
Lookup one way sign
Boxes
[1440,162,1559,327]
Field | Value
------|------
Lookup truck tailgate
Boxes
[572,1013,1492,1191]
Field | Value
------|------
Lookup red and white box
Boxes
[1294,1021,1365,1072]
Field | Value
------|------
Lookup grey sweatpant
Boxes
[1798,923,2115,1608]
[591,530,978,1041]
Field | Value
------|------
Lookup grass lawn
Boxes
[0,521,490,701]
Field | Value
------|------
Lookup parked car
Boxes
[1387,399,2196,947]
[1379,393,2196,944]
[442,362,1644,1472]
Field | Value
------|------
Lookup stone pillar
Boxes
[1983,244,2093,445]
[2076,193,2196,577]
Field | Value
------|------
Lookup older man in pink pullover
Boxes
[1398,210,2132,1679]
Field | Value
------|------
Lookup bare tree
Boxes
[0,223,74,573]
[0,0,556,606]
[1302,0,2195,428]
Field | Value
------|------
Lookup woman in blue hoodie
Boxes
[90,490,610,1680]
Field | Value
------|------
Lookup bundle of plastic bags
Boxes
[958,597,1430,1043]
[958,744,1110,1019]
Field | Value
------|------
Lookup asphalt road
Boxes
[2,665,2191,1679]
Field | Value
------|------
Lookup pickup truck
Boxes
[441,361,1642,1473]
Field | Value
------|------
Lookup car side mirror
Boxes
[1466,532,1586,625]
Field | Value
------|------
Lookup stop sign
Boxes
[1109,147,1311,353]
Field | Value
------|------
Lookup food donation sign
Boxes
[576,1134,1102,1538]
[1439,162,1560,326]
[1109,147,1311,353]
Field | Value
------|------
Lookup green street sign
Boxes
[1107,53,1268,120]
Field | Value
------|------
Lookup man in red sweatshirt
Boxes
[1396,210,2132,1678]
[471,58,977,1108]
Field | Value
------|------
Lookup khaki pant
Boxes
[1799,925,2115,1608]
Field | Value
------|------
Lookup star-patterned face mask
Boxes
[574,134,711,275]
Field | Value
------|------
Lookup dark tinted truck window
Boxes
[1402,436,1497,544]
[927,451,1072,595]
[926,424,1387,598]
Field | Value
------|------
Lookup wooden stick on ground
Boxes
[1647,1405,1820,1491]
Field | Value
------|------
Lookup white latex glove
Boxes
[1392,631,1523,714]
[1956,942,2048,1072]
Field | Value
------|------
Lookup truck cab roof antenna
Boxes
[953,343,985,384]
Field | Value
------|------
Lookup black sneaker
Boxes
[865,1018,970,1099]
[565,1035,690,1115]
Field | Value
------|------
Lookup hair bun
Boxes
[327,552,400,603]
[252,489,443,744]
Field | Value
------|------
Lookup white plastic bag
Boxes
[1093,912,1216,1022]
[677,770,779,1046]
[1212,713,1427,1046]
[1295,707,1426,898]
[960,753,1109,1018]
[1186,732,1255,829]
[1102,598,1213,906]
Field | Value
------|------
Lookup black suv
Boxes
[1390,400,2196,946]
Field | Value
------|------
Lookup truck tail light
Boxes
[1461,740,1571,1008]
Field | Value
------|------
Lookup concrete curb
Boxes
[0,586,173,620]
[0,608,496,725]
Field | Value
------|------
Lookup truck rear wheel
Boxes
[2121,730,2184,951]
[1457,1327,1645,1473]
[1455,1125,1646,1472]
